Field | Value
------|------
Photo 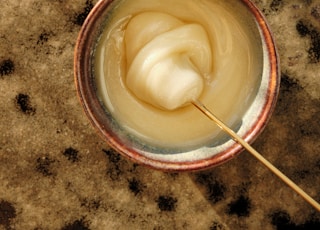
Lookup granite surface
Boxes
[0,0,319,229]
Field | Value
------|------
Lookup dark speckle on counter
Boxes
[128,177,145,196]
[0,59,15,77]
[80,198,101,212]
[35,156,56,177]
[74,0,94,26]
[296,20,320,63]
[63,147,80,163]
[270,0,283,12]
[270,210,320,229]
[62,218,90,230]
[0,200,16,229]
[209,221,225,230]
[156,195,178,212]
[36,31,52,45]
[0,0,319,229]
[194,172,227,204]
[227,195,252,217]
[296,20,310,37]
[15,93,36,115]
[103,148,123,180]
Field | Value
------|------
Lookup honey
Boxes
[94,0,263,148]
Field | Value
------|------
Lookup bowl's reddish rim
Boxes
[74,0,280,172]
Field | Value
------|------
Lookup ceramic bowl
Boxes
[74,0,280,171]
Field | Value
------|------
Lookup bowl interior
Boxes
[74,0,279,171]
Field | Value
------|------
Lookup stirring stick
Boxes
[192,100,320,211]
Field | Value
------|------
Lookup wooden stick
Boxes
[192,100,320,212]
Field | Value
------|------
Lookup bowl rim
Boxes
[74,0,280,172]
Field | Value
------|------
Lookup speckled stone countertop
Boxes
[0,0,319,229]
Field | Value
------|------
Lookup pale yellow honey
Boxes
[94,0,263,148]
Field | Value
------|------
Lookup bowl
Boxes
[74,0,280,171]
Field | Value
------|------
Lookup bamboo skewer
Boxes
[192,100,320,212]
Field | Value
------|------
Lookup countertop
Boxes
[0,0,319,229]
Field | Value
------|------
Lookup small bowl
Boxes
[74,0,280,171]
